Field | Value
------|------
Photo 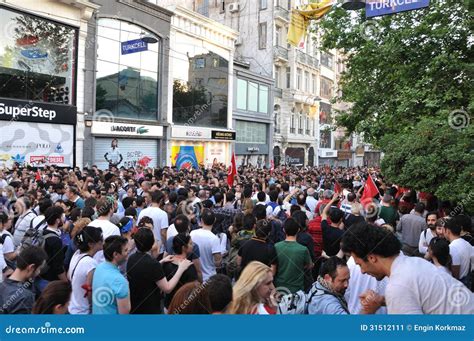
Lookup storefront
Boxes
[318,149,338,166]
[89,121,163,169]
[235,120,270,168]
[0,5,80,168]
[285,147,305,167]
[170,126,235,169]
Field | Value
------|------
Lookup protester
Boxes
[206,274,233,314]
[397,203,427,256]
[32,280,72,314]
[167,282,212,314]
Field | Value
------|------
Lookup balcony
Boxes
[298,128,303,134]
[275,5,289,23]
[274,87,283,98]
[290,127,296,134]
[273,45,289,62]
[296,50,319,68]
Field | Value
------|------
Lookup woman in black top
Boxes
[163,233,199,309]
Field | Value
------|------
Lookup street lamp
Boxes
[341,0,366,10]
[140,33,158,44]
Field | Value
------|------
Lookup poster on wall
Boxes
[0,121,73,168]
[94,138,158,169]
[171,145,204,170]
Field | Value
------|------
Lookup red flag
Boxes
[227,153,237,187]
[35,169,41,181]
[270,159,274,174]
[360,174,380,205]
[334,181,342,194]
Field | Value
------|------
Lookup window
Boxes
[260,0,268,10]
[220,0,225,13]
[312,74,317,93]
[286,67,291,88]
[319,102,332,125]
[248,82,259,111]
[258,23,267,49]
[313,118,316,136]
[298,115,303,134]
[306,116,310,135]
[275,66,281,88]
[196,0,209,17]
[259,85,268,113]
[0,7,77,104]
[275,26,281,47]
[237,79,247,110]
[236,121,267,144]
[96,19,160,120]
[290,114,295,133]
[304,71,310,92]
[320,130,331,149]
[321,52,334,69]
[274,112,279,133]
[296,68,302,90]
[320,77,333,99]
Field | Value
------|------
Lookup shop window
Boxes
[236,120,266,144]
[236,78,269,114]
[0,7,77,104]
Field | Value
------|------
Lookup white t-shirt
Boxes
[137,206,169,243]
[166,224,177,241]
[449,238,473,279]
[385,254,474,314]
[0,244,6,281]
[255,202,273,217]
[30,215,47,232]
[345,256,387,315]
[88,219,120,263]
[418,228,436,255]
[0,231,15,254]
[68,251,97,314]
[190,228,221,281]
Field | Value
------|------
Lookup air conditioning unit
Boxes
[228,2,240,13]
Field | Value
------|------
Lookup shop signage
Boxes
[356,146,365,157]
[285,148,304,166]
[91,121,163,137]
[366,0,430,18]
[247,147,260,152]
[338,150,352,160]
[211,130,236,140]
[0,98,77,125]
[121,39,148,55]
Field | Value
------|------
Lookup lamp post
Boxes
[341,0,366,10]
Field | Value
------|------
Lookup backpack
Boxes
[19,218,53,252]
[277,286,320,315]
[223,230,253,279]
[276,205,288,224]
[268,220,285,244]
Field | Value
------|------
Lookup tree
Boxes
[316,0,473,212]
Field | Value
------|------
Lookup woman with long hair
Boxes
[229,261,276,315]
[167,282,212,314]
[32,280,72,314]
[428,237,452,275]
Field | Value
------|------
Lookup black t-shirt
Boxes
[238,238,278,272]
[344,214,365,230]
[296,231,316,262]
[40,229,65,281]
[127,251,165,314]
[321,220,344,257]
[162,262,198,308]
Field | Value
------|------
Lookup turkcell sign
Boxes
[121,39,148,55]
[366,0,430,18]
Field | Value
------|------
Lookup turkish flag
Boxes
[35,170,41,181]
[227,153,237,187]
[334,181,342,194]
[270,159,274,174]
[360,174,380,205]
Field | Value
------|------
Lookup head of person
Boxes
[253,204,267,221]
[296,193,306,207]
[174,214,190,234]
[133,226,155,253]
[414,202,425,215]
[65,186,79,200]
[426,211,439,230]
[351,202,362,216]
[74,225,103,255]
[138,216,154,230]
[206,274,233,314]
[341,222,401,280]
[347,192,356,203]
[329,208,344,225]
[254,219,271,240]
[323,190,333,200]
[31,280,72,314]
[0,211,11,231]
[284,217,300,237]
[443,218,462,241]
[38,198,53,215]
[232,212,245,233]
[96,197,114,217]
[269,190,278,203]
[118,216,134,236]
[168,282,212,314]
[292,210,308,232]
[428,237,451,268]
[319,257,350,295]
[15,246,48,279]
[242,213,256,231]
[14,196,31,215]
[151,190,164,205]
[201,208,215,227]
[453,214,472,235]
[382,194,393,205]
[172,233,193,256]
[435,218,446,238]
[230,261,274,314]
[44,206,65,228]
[290,204,301,216]
[103,235,129,265]
[257,191,266,203]
[214,192,224,205]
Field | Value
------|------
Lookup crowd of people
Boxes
[0,163,472,315]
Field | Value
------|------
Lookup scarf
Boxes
[316,276,350,313]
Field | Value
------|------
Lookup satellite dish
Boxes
[341,0,366,10]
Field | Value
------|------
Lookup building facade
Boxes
[0,0,99,168]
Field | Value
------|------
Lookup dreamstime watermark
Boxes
[5,322,85,335]
[173,281,209,314]
[447,283,471,308]
[449,191,474,217]
[448,109,470,130]
[92,286,115,308]
[183,103,209,127]
[0,278,33,313]
[92,109,115,123]
[269,286,292,307]
[359,20,381,41]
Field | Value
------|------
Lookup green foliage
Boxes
[316,0,473,211]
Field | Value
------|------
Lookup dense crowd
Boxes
[0,163,472,315]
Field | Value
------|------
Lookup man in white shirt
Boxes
[342,222,474,314]
[444,218,473,284]
[190,209,222,281]
[30,198,53,234]
[12,197,37,247]
[305,187,318,215]
[0,211,15,269]
[88,197,120,263]
[255,192,273,217]
[137,190,168,251]
[419,212,439,256]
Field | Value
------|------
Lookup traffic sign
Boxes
[366,0,430,18]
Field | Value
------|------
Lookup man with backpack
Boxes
[29,198,52,235]
[12,197,37,247]
[36,206,67,292]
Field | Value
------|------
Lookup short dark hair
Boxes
[347,192,356,202]
[201,209,215,226]
[124,207,137,218]
[75,225,103,252]
[214,192,223,204]
[284,218,300,236]
[296,193,306,206]
[290,204,301,216]
[174,214,190,234]
[96,197,113,216]
[341,222,401,260]
[133,228,155,252]
[242,213,256,230]
[16,246,47,270]
[320,256,347,279]
[44,206,64,226]
[414,202,425,214]
[151,190,164,204]
[81,206,95,219]
[444,218,462,236]
[0,212,8,225]
[103,235,128,261]
[38,198,53,215]
[84,197,97,208]
[329,208,344,224]
[253,205,267,220]
[292,210,307,231]
[257,191,266,202]
[255,219,271,239]
[425,211,439,223]
[428,237,451,268]
[172,233,191,254]
[225,192,235,203]
[453,214,472,233]
[206,274,232,313]
[269,190,278,202]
